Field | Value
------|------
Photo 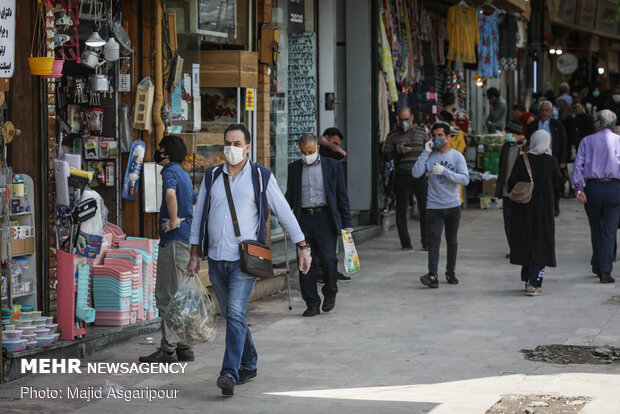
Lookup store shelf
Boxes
[10,211,32,217]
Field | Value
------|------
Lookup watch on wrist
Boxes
[298,245,311,251]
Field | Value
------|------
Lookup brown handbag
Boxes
[222,171,275,279]
[509,153,534,204]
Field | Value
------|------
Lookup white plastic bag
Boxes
[341,230,360,273]
[164,276,217,344]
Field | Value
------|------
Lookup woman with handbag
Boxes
[508,130,563,296]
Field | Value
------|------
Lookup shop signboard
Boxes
[0,0,16,78]
[288,0,305,33]
[577,0,598,29]
[596,0,619,35]
[245,88,255,111]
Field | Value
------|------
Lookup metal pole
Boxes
[284,229,292,310]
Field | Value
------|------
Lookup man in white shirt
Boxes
[187,124,312,397]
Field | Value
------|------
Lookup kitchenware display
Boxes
[26,341,37,350]
[2,339,28,352]
[89,73,109,92]
[31,310,42,318]
[104,37,120,61]
[34,328,50,337]
[15,326,36,335]
[42,59,65,79]
[35,336,55,348]
[46,323,58,333]
[13,319,33,327]
[85,108,104,135]
[2,329,22,340]
[81,49,100,69]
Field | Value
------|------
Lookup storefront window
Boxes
[269,0,316,236]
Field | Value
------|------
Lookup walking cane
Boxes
[283,229,292,310]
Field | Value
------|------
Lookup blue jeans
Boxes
[208,259,257,383]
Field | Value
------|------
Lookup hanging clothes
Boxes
[379,11,399,103]
[477,9,500,78]
[446,4,479,64]
[498,13,518,71]
[434,18,446,67]
[378,72,390,143]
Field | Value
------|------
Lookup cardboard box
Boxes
[200,51,258,88]
[480,196,503,210]
[12,237,35,256]
[482,178,497,195]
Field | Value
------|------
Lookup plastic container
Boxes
[31,311,42,318]
[34,328,50,337]
[50,333,60,343]
[19,312,33,320]
[28,56,54,76]
[2,339,28,352]
[15,326,36,335]
[2,329,22,340]
[1,307,12,316]
[21,306,34,312]
[13,319,33,327]
[21,333,36,341]
[46,323,58,333]
[43,316,54,325]
[26,341,37,350]
[30,318,46,325]
[35,336,55,348]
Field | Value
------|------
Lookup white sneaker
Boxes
[524,283,542,296]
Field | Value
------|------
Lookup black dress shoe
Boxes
[217,375,234,396]
[303,307,320,317]
[600,272,615,284]
[176,347,194,361]
[592,267,601,277]
[445,272,459,285]
[322,297,336,312]
[237,368,257,385]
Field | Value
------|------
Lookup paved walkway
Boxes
[3,198,620,413]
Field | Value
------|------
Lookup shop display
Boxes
[122,140,146,200]
[477,9,500,79]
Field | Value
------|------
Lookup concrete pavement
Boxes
[2,198,620,413]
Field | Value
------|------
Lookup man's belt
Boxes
[301,206,327,214]
[586,178,620,183]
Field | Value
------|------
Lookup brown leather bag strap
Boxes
[523,153,533,182]
[222,173,241,238]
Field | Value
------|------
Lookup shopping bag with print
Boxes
[164,275,217,343]
[341,230,361,273]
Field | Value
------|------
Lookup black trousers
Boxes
[502,197,512,250]
[426,207,461,276]
[394,171,428,248]
[584,181,620,273]
[297,210,338,309]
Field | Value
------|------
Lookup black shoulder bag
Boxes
[222,171,275,279]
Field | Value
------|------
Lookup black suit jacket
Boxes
[286,157,352,235]
[526,119,568,164]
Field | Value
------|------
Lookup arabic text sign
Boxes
[0,1,15,78]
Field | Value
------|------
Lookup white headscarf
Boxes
[528,129,552,155]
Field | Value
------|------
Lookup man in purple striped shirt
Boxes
[572,109,620,284]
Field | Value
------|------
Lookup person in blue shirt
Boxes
[140,135,197,364]
[187,124,312,397]
[412,123,469,288]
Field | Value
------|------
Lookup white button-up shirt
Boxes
[190,160,305,261]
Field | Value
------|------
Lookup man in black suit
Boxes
[526,100,568,216]
[286,134,353,317]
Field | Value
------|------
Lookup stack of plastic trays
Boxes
[104,223,127,248]
[92,264,132,326]
[119,240,154,323]
[125,239,159,319]
[103,257,143,324]
[76,264,96,323]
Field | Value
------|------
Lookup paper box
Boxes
[482,178,497,195]
[480,196,503,210]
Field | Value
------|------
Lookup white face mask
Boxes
[301,145,319,165]
[613,94,620,103]
[224,145,247,165]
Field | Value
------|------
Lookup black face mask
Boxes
[154,150,167,164]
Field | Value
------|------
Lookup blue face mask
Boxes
[505,134,515,142]
[433,136,447,149]
[593,90,600,98]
